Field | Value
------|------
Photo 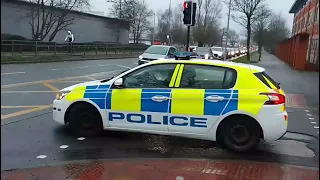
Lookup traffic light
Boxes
[183,1,196,26]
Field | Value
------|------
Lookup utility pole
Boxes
[223,0,232,61]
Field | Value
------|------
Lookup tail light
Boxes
[260,92,285,105]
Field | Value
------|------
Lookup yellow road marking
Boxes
[1,91,56,93]
[41,82,60,92]
[50,80,86,83]
[1,70,123,89]
[1,105,50,108]
[85,76,97,80]
[1,105,52,120]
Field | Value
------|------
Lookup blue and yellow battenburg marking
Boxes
[69,85,239,116]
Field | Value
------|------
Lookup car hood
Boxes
[60,80,112,92]
[141,53,167,59]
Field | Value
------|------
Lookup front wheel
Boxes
[67,103,103,137]
[219,117,262,152]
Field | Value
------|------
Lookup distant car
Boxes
[234,48,241,56]
[194,47,214,59]
[190,46,197,51]
[211,46,225,59]
[138,45,177,65]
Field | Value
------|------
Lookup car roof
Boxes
[150,45,173,48]
[149,59,265,72]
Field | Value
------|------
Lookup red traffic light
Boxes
[183,2,188,8]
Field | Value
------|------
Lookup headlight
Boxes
[56,91,70,100]
[139,55,143,59]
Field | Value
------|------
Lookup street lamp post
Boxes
[223,0,232,61]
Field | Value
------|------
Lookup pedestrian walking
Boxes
[64,30,74,53]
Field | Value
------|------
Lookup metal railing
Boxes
[1,40,149,57]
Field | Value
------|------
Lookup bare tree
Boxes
[108,0,152,43]
[156,9,171,43]
[193,0,222,46]
[22,0,90,41]
[227,29,239,46]
[252,6,271,61]
[264,12,290,53]
[226,0,266,61]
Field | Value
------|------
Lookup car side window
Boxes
[122,64,177,88]
[179,64,237,89]
[168,48,176,56]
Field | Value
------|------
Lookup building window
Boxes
[308,12,313,26]
[316,6,319,22]
[304,16,308,28]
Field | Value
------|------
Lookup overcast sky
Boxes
[90,0,295,37]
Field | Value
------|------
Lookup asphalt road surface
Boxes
[1,56,319,171]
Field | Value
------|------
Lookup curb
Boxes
[1,55,140,64]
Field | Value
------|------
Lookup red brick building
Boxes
[275,0,319,71]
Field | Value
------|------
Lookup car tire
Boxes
[67,103,103,137]
[219,116,261,152]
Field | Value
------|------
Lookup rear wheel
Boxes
[218,116,262,152]
[67,103,103,137]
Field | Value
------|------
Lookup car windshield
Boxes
[144,46,168,55]
[195,48,209,54]
[212,47,222,51]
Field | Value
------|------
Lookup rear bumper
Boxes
[258,111,288,141]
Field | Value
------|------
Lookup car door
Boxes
[106,63,180,132]
[168,64,237,134]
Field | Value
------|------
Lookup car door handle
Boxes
[205,95,224,102]
[151,95,169,102]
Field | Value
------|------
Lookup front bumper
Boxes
[53,99,70,125]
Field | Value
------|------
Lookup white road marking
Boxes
[314,126,319,129]
[36,155,47,159]
[176,176,184,180]
[309,117,314,120]
[115,64,131,69]
[52,68,64,71]
[305,110,310,112]
[77,137,85,141]
[71,66,89,69]
[1,72,25,75]
[311,121,316,124]
[307,114,313,116]
[98,65,107,67]
[59,145,69,149]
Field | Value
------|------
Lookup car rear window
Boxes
[254,71,280,89]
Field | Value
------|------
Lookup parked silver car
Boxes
[138,45,177,65]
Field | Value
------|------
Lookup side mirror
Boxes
[114,78,123,87]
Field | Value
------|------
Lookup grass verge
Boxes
[1,53,141,64]
[232,51,259,64]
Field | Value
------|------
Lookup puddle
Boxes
[259,140,315,158]
[283,132,317,141]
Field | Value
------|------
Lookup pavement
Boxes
[1,54,319,179]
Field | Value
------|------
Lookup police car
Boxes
[53,52,288,152]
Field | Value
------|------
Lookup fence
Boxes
[1,40,149,57]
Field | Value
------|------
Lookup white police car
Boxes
[53,52,288,152]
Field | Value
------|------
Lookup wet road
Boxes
[1,56,319,172]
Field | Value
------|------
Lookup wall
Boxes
[1,0,129,44]
[276,0,319,71]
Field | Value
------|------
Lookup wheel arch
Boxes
[64,99,102,125]
[215,112,264,142]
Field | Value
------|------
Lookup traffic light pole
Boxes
[186,26,190,52]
